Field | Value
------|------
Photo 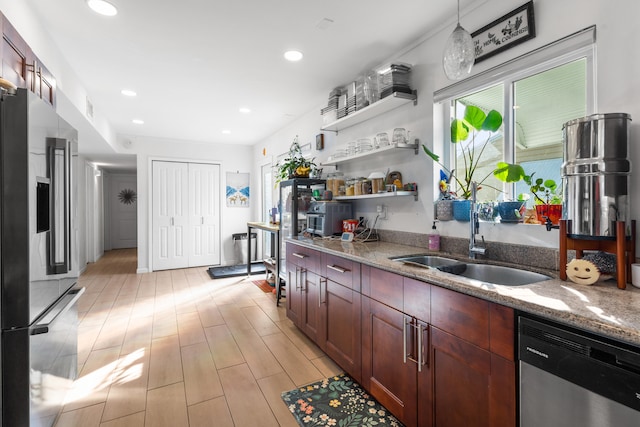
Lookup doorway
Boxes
[109,173,138,249]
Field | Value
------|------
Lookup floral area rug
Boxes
[281,374,404,427]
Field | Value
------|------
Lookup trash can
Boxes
[232,232,257,265]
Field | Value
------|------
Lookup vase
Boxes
[535,204,562,225]
[497,201,526,223]
[436,199,454,221]
[452,199,471,222]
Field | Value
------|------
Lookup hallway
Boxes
[55,249,340,426]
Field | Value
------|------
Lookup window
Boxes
[434,27,595,204]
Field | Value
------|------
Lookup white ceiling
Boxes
[27,0,469,170]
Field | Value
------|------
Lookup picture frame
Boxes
[471,1,535,64]
[226,172,250,207]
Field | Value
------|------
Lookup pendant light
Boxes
[442,0,475,80]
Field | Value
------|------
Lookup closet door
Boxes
[152,161,189,270]
[188,163,220,267]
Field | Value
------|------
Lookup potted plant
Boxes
[435,170,455,221]
[524,174,563,225]
[424,106,522,221]
[493,161,527,223]
[275,136,317,184]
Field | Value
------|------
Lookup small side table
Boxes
[246,221,284,305]
[559,220,636,289]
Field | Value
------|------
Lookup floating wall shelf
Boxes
[321,91,418,133]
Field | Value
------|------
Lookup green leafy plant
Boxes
[424,105,521,199]
[274,136,317,184]
[524,173,562,205]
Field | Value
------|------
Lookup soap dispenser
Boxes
[428,221,440,251]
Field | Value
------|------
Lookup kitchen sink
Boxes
[454,263,551,286]
[392,255,467,274]
[392,255,551,286]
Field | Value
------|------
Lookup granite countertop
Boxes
[289,237,640,348]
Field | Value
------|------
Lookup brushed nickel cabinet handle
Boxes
[301,268,307,291]
[319,277,327,307]
[416,323,423,373]
[403,316,409,364]
[292,252,307,259]
[327,264,348,273]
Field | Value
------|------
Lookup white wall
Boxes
[81,160,105,265]
[133,137,253,273]
[252,0,640,251]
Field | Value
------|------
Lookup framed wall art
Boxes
[472,1,535,64]
[226,172,250,207]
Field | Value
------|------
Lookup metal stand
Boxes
[247,221,285,305]
[559,220,636,289]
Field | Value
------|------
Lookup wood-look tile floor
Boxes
[55,249,341,427]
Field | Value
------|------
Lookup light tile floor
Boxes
[54,249,341,427]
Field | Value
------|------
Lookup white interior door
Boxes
[110,174,138,249]
[188,163,220,267]
[152,161,189,270]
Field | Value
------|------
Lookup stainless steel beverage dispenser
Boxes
[561,113,632,239]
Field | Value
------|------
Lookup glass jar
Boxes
[353,179,362,196]
[345,178,356,196]
[333,172,344,195]
[368,172,385,194]
[362,179,372,194]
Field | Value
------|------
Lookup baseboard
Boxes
[136,268,149,274]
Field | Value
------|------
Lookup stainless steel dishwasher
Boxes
[519,315,640,426]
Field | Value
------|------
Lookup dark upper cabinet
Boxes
[1,15,30,90]
[1,13,56,107]
[33,56,56,107]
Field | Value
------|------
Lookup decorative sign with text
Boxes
[472,1,535,63]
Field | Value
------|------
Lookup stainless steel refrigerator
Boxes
[0,88,83,426]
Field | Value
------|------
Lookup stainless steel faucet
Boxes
[469,182,486,259]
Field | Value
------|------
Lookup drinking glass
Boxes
[376,132,390,147]
[392,128,407,144]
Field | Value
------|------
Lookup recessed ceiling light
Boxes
[121,89,137,97]
[86,0,118,16]
[239,107,251,114]
[221,130,231,135]
[132,119,144,125]
[284,50,303,62]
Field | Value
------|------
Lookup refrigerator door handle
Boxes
[30,287,85,335]
[46,137,71,274]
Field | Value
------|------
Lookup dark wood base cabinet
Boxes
[286,243,516,427]
[431,327,515,426]
[361,296,431,427]
[286,245,362,382]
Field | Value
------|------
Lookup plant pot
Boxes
[497,201,526,223]
[435,199,454,221]
[535,204,562,225]
[452,199,471,222]
[478,201,498,222]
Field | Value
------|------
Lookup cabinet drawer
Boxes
[431,286,489,350]
[361,265,403,311]
[325,253,360,291]
[287,244,321,272]
[403,277,430,323]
